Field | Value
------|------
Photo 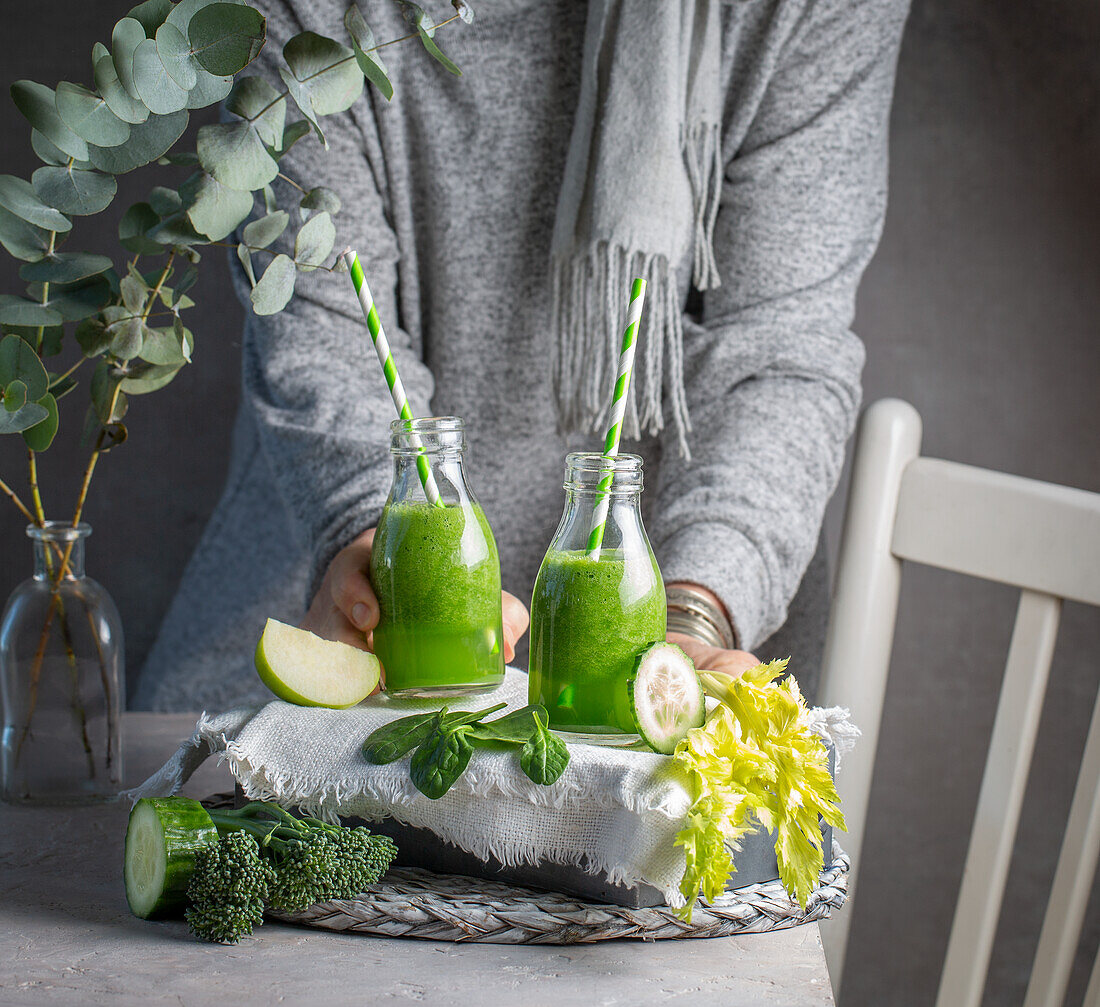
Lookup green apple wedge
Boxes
[254,618,380,708]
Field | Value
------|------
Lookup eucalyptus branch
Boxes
[0,474,35,523]
[277,172,307,194]
[27,450,45,525]
[52,356,87,385]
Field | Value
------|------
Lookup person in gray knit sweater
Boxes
[134,0,910,712]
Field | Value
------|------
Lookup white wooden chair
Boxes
[818,398,1100,1007]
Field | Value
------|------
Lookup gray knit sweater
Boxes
[134,0,908,711]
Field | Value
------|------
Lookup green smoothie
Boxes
[529,548,667,734]
[370,500,504,696]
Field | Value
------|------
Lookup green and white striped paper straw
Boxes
[344,249,442,507]
[586,277,647,557]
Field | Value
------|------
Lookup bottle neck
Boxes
[29,524,89,581]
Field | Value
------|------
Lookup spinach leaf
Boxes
[519,709,570,786]
[362,702,506,764]
[410,723,475,799]
[468,704,545,744]
[362,709,443,764]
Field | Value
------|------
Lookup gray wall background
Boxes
[1,2,1098,1005]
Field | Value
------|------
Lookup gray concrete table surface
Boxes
[0,713,836,1007]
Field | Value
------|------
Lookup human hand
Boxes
[667,632,761,679]
[302,527,531,662]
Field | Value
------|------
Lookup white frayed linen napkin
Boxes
[129,668,698,906]
[129,668,859,907]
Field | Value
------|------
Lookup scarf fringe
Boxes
[683,120,723,292]
[552,245,693,459]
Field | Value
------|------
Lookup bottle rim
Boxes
[563,451,644,493]
[389,415,466,456]
[26,521,91,542]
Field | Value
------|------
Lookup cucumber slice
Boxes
[629,642,706,754]
[124,797,218,919]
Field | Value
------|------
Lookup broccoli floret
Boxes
[195,803,399,924]
[185,831,275,944]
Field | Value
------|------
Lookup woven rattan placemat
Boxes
[269,844,849,944]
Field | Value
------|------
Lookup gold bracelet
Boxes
[665,584,737,650]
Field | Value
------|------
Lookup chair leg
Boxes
[818,398,922,1000]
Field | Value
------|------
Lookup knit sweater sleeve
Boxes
[651,0,909,651]
[231,16,432,600]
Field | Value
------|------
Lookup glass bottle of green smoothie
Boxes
[529,452,666,743]
[370,416,504,698]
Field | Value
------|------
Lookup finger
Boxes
[501,591,530,663]
[328,544,379,631]
[304,602,374,652]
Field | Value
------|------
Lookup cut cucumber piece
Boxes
[254,617,381,708]
[124,796,218,919]
[629,642,706,755]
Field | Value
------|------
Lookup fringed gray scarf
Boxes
[551,0,723,459]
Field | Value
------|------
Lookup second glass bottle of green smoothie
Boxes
[370,416,504,698]
[529,452,667,742]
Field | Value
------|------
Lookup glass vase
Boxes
[1,522,123,803]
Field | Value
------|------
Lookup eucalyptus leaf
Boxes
[273,119,310,158]
[20,253,113,285]
[21,392,58,451]
[452,0,474,24]
[196,119,277,191]
[345,6,393,101]
[133,37,189,115]
[139,324,193,365]
[76,317,112,357]
[120,275,148,313]
[417,26,461,76]
[120,360,183,394]
[32,165,117,216]
[165,0,247,35]
[281,32,363,117]
[299,186,340,220]
[93,52,151,125]
[107,314,145,359]
[186,68,234,109]
[0,175,72,231]
[128,0,173,36]
[0,400,49,435]
[242,210,287,249]
[0,205,54,262]
[159,151,200,166]
[155,21,199,90]
[249,253,295,314]
[148,212,205,247]
[0,333,50,400]
[397,2,432,32]
[225,75,285,148]
[261,184,277,213]
[90,362,126,421]
[236,242,255,286]
[3,380,27,412]
[30,276,113,322]
[149,185,182,217]
[55,82,131,147]
[118,201,163,253]
[32,129,88,168]
[10,81,90,162]
[294,211,334,269]
[188,3,266,76]
[88,109,189,174]
[111,17,148,101]
[41,326,65,357]
[0,296,63,329]
[278,68,326,146]
[181,171,253,241]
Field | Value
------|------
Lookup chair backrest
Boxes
[818,398,1100,1007]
